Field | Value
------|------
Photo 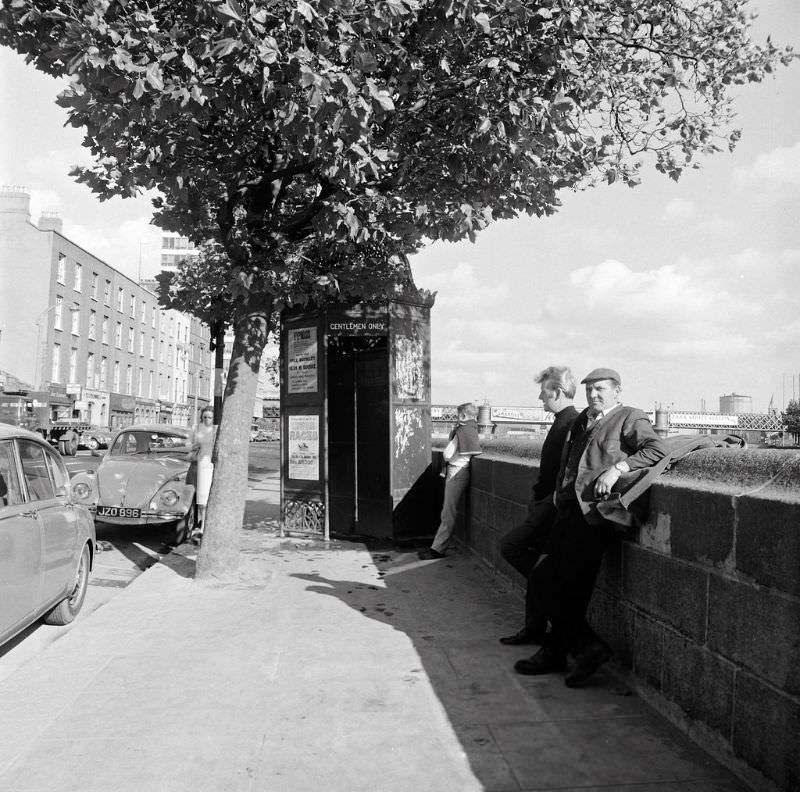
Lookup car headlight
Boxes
[160,489,179,507]
[73,482,91,500]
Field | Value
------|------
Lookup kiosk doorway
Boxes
[327,336,390,537]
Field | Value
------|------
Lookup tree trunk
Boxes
[196,302,271,581]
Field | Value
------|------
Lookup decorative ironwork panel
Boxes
[282,498,325,536]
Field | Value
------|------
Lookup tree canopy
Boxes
[784,399,800,444]
[2,0,793,299]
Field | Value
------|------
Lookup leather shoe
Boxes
[565,640,612,688]
[513,648,567,676]
[418,548,445,560]
[499,627,547,646]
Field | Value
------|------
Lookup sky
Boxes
[1,1,798,414]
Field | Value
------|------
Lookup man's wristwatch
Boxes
[613,462,627,472]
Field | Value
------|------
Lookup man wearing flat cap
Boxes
[514,367,666,687]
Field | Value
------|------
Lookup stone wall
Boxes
[449,448,800,792]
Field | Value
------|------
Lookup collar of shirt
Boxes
[586,402,622,426]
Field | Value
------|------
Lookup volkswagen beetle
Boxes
[70,424,196,545]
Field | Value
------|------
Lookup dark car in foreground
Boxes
[0,425,95,647]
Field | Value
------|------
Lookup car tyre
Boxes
[86,436,99,451]
[44,543,91,626]
[173,499,196,546]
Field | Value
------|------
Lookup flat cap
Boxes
[581,367,621,385]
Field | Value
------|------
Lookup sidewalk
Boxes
[0,470,750,792]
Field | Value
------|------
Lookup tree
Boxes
[784,399,800,445]
[1,0,793,579]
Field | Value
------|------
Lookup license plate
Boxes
[97,506,141,518]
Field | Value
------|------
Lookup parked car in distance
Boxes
[0,424,95,648]
[253,429,278,442]
[70,424,196,545]
[79,426,113,452]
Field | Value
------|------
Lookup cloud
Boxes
[663,197,696,221]
[567,258,712,319]
[27,188,64,220]
[65,217,164,280]
[734,141,800,186]
[25,147,93,180]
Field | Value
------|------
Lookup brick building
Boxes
[0,187,213,429]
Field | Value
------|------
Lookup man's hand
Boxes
[594,466,622,499]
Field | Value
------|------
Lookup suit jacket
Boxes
[557,405,667,525]
[596,432,746,527]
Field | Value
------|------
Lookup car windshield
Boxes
[110,431,192,457]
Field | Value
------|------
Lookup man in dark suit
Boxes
[515,368,667,687]
[498,365,578,646]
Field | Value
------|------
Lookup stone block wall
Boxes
[452,449,800,792]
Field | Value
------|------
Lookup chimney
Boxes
[0,185,31,219]
[38,210,63,233]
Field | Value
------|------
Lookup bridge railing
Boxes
[432,404,786,435]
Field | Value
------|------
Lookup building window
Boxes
[159,340,164,363]
[129,294,136,318]
[139,331,145,356]
[140,301,147,324]
[102,316,109,344]
[73,262,82,292]
[113,361,120,392]
[104,279,111,305]
[138,368,144,397]
[152,309,157,329]
[87,352,95,385]
[91,273,98,299]
[117,287,124,312]
[88,310,96,340]
[150,336,155,360]
[115,321,122,349]
[149,371,154,399]
[100,357,107,389]
[69,348,78,382]
[54,295,63,330]
[126,365,133,395]
[57,253,66,284]
[71,305,80,335]
[51,343,61,383]
[127,327,134,353]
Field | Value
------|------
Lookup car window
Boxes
[18,440,56,501]
[110,432,140,456]
[148,433,191,451]
[109,431,190,455]
[44,448,71,497]
[0,440,24,507]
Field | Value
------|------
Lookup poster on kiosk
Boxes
[279,295,435,542]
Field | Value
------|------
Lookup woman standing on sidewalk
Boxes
[190,406,216,541]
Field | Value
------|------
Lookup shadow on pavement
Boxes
[289,546,747,791]
[94,521,194,578]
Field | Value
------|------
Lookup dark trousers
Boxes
[499,500,557,633]
[530,500,614,657]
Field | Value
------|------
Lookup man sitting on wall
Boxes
[499,365,578,646]
[516,368,667,687]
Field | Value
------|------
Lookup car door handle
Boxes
[20,511,38,519]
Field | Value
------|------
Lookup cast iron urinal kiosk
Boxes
[279,294,435,541]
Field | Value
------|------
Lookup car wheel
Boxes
[44,543,91,626]
[86,436,99,451]
[173,499,196,546]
